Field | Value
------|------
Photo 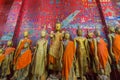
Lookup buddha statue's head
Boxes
[41,30,46,38]
[64,31,70,40]
[7,40,13,47]
[55,22,61,31]
[88,32,94,38]
[115,27,120,34]
[0,49,3,54]
[108,27,115,33]
[50,31,54,38]
[94,30,101,37]
[77,28,82,36]
[24,31,29,38]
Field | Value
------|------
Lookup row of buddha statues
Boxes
[0,22,120,80]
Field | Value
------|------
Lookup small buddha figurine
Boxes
[62,32,76,80]
[32,30,48,80]
[74,28,89,80]
[1,40,15,79]
[48,21,63,72]
[87,32,99,74]
[94,30,111,79]
[14,31,32,65]
[11,42,32,80]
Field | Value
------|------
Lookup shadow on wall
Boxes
[0,0,14,36]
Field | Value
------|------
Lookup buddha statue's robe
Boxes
[32,39,48,80]
[112,34,120,64]
[96,38,111,76]
[13,48,32,80]
[14,38,32,64]
[88,39,97,73]
[62,40,76,80]
[74,37,89,79]
[48,32,63,71]
[1,47,15,77]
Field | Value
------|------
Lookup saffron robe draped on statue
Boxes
[0,47,15,63]
[97,38,109,69]
[48,32,63,70]
[16,49,32,70]
[89,40,95,56]
[4,47,15,55]
[62,41,76,80]
[0,54,5,63]
[14,38,32,64]
[1,47,15,76]
[112,34,120,64]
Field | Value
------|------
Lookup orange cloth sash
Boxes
[112,34,120,64]
[14,38,32,64]
[89,40,95,56]
[4,47,15,55]
[0,54,5,62]
[16,49,32,70]
[97,38,108,69]
[0,47,15,63]
[62,41,75,80]
[48,55,56,64]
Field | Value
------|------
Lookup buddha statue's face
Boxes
[64,32,70,40]
[0,49,3,54]
[55,23,61,31]
[50,31,54,38]
[108,27,115,33]
[88,32,94,38]
[24,31,29,37]
[117,28,120,34]
[7,40,12,47]
[115,27,120,34]
[41,30,46,38]
[77,29,82,36]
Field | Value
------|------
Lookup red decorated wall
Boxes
[0,0,120,44]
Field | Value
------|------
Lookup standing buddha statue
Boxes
[32,30,48,80]
[94,30,111,80]
[74,28,89,80]
[48,22,63,72]
[62,32,76,80]
[1,40,15,79]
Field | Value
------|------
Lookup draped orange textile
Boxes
[48,55,56,64]
[97,38,109,69]
[112,34,120,64]
[4,47,15,55]
[89,40,95,56]
[0,54,5,62]
[14,38,32,64]
[0,47,15,63]
[62,41,75,80]
[16,49,32,70]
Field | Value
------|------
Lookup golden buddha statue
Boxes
[32,30,48,80]
[94,30,111,79]
[62,32,76,80]
[87,32,99,74]
[11,31,32,80]
[1,40,15,79]
[74,28,89,80]
[48,22,63,71]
